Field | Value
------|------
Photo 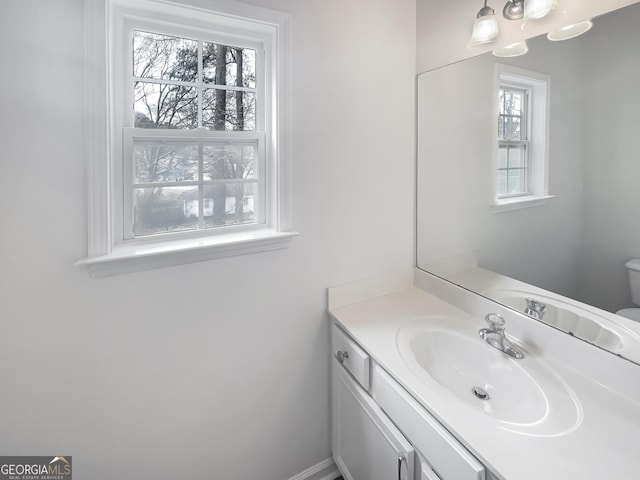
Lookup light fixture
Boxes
[547,19,593,41]
[524,0,558,21]
[492,40,529,57]
[469,0,500,47]
[503,0,525,20]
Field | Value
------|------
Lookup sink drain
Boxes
[472,386,490,400]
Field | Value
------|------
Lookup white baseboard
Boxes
[287,457,340,480]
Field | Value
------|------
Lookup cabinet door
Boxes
[371,365,485,480]
[333,360,415,480]
[417,454,441,480]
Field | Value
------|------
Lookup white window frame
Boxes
[78,0,295,277]
[491,64,554,213]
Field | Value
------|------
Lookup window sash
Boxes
[121,128,267,242]
[120,19,267,129]
[115,18,270,244]
[497,142,529,198]
[498,86,528,142]
[497,83,531,199]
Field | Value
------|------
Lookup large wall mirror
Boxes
[417,2,640,364]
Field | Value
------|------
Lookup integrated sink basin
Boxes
[396,316,583,437]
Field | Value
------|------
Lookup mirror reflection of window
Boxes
[492,65,550,209]
[498,86,529,197]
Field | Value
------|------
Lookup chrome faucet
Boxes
[479,313,524,359]
[525,297,547,320]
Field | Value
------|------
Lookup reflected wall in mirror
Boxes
[417,2,640,364]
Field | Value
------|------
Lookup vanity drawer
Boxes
[332,324,370,391]
[372,364,485,480]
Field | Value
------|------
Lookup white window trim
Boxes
[491,64,554,213]
[77,0,295,277]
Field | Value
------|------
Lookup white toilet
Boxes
[616,259,640,322]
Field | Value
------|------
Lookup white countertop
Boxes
[329,281,640,480]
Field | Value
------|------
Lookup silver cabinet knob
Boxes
[335,350,349,364]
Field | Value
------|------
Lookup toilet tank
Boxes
[626,259,640,305]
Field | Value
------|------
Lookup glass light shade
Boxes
[469,14,499,46]
[492,40,529,57]
[524,0,558,20]
[547,20,593,41]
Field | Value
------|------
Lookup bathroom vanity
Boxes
[329,270,640,480]
[332,322,486,480]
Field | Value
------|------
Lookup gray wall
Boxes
[479,36,586,299]
[579,6,640,311]
[0,0,416,479]
[417,3,640,313]
[417,35,586,299]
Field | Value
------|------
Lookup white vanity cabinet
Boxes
[332,323,415,480]
[332,324,486,480]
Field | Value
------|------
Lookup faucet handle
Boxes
[485,313,505,332]
[525,297,547,314]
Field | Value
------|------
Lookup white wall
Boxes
[416,0,640,73]
[0,1,416,479]
[578,5,640,311]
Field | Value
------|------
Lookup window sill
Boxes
[490,194,555,213]
[75,230,298,278]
